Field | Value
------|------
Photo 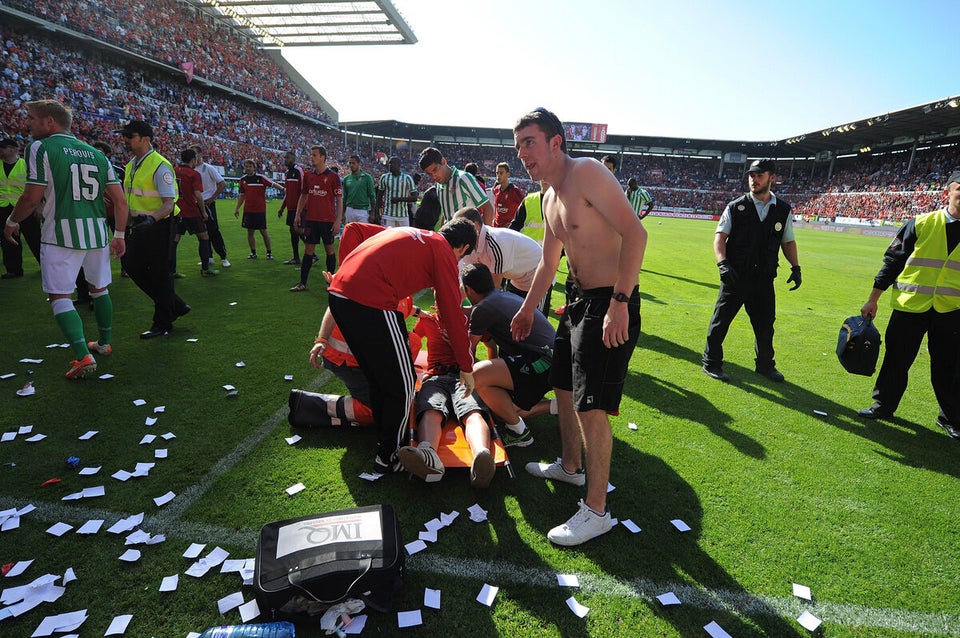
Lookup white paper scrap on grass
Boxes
[622,519,641,534]
[20,358,43,364]
[0,515,19,532]
[118,549,141,562]
[359,472,383,482]
[476,584,498,607]
[104,614,132,635]
[797,610,822,631]
[133,399,146,407]
[405,540,427,555]
[145,416,157,426]
[107,513,144,534]
[61,567,77,585]
[285,482,306,496]
[161,432,176,440]
[147,534,166,545]
[220,559,246,574]
[153,406,165,413]
[61,492,83,501]
[125,530,151,545]
[557,574,579,587]
[98,374,115,380]
[30,609,87,637]
[223,384,235,391]
[229,301,237,306]
[657,592,681,606]
[792,582,812,600]
[217,591,244,615]
[424,588,441,610]
[112,470,132,482]
[813,409,828,417]
[19,424,33,434]
[441,510,459,526]
[78,467,100,476]
[704,620,733,638]
[186,338,199,343]
[155,448,168,459]
[154,491,176,507]
[606,482,615,493]
[76,520,103,535]
[133,462,154,477]
[159,574,178,592]
[238,598,260,622]
[17,383,36,396]
[397,609,422,628]
[285,435,301,445]
[25,434,46,442]
[46,522,73,537]
[77,431,97,440]
[418,530,437,544]
[235,362,245,368]
[6,559,33,577]
[467,503,487,522]
[1,431,16,442]
[284,375,293,381]
[343,614,367,635]
[0,372,14,379]
[139,434,156,445]
[81,486,104,498]
[671,519,692,532]
[565,596,589,618]
[424,517,443,532]
[183,543,206,559]
[628,421,638,430]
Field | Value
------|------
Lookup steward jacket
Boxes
[0,158,26,207]
[882,210,960,313]
[124,150,179,219]
[724,194,790,278]
[510,191,545,244]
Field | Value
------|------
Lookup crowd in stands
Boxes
[8,0,333,124]
[2,13,959,222]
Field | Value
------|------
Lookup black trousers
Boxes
[703,276,777,370]
[872,308,960,424]
[1,205,41,275]
[204,201,227,260]
[328,295,415,463]
[122,216,187,329]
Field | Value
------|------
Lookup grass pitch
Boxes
[1,207,958,637]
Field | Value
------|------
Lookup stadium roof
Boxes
[187,0,416,47]
[345,95,960,161]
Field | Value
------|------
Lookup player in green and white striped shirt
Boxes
[626,178,654,220]
[377,156,418,227]
[3,100,128,379]
[418,147,494,225]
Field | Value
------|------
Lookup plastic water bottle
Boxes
[197,622,295,638]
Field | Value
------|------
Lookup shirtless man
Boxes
[510,107,647,546]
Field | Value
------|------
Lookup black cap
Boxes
[0,138,18,148]
[117,120,154,138]
[947,170,960,187]
[745,159,777,174]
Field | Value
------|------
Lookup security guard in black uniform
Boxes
[702,159,802,383]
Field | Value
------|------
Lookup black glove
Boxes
[786,265,802,290]
[717,259,738,286]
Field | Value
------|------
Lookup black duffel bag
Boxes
[837,315,881,376]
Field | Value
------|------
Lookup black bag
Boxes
[254,505,404,621]
[837,315,881,376]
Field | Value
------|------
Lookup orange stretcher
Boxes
[412,351,514,478]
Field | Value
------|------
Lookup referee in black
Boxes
[119,121,190,338]
[702,159,802,383]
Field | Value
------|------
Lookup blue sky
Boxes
[284,0,958,142]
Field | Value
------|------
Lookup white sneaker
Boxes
[398,444,445,482]
[221,259,231,268]
[525,458,585,486]
[547,499,612,546]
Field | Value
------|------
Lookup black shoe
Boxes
[176,304,192,318]
[857,405,892,419]
[755,367,785,383]
[1,272,23,279]
[937,417,960,440]
[372,454,401,476]
[140,326,171,339]
[702,365,730,382]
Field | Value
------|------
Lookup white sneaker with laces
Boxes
[221,259,231,268]
[547,499,612,546]
[525,458,585,486]
[398,443,445,482]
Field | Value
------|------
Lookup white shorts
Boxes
[344,207,370,224]
[381,215,409,228]
[40,243,112,295]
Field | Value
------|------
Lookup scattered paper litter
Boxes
[343,615,367,635]
[16,382,36,396]
[186,338,199,343]
[19,425,33,434]
[183,543,206,559]
[98,373,114,380]
[46,522,73,537]
[606,482,615,493]
[29,609,87,637]
[144,417,157,426]
[628,421,638,430]
[792,583,812,600]
[139,434,156,445]
[440,510,459,525]
[78,467,100,476]
[467,503,488,522]
[104,614,132,635]
[155,448,168,459]
[159,575,178,592]
[557,574,579,587]
[656,592,681,606]
[405,540,427,555]
[797,610,822,631]
[285,435,301,445]
[565,596,589,618]
[229,301,237,306]
[118,549,141,562]
[283,374,293,381]
[77,431,97,440]
[235,362,246,368]
[621,519,641,534]
[153,406,165,413]
[25,433,46,442]
[107,513,144,534]
[397,609,422,628]
[418,530,437,544]
[423,588,441,610]
[704,620,733,638]
[76,520,104,534]
[670,519,692,532]
[220,559,246,574]
[161,432,176,440]
[359,472,383,482]
[20,358,43,364]
[0,372,14,379]
[5,559,33,577]
[62,567,77,585]
[154,491,176,507]
[476,583,498,607]
[238,598,260,622]
[132,399,146,407]
[285,482,306,496]
[2,431,16,442]
[125,529,152,545]
[813,409,828,417]
[217,591,244,615]
[222,384,235,391]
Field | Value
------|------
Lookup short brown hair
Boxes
[26,99,72,130]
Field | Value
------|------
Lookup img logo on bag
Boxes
[276,511,383,558]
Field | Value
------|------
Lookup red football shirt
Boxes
[493,182,526,227]
[301,168,342,222]
[238,174,271,214]
[282,165,304,209]
[174,165,204,219]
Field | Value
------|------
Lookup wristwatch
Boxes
[611,291,630,303]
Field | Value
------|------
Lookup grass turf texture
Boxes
[1,204,958,637]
